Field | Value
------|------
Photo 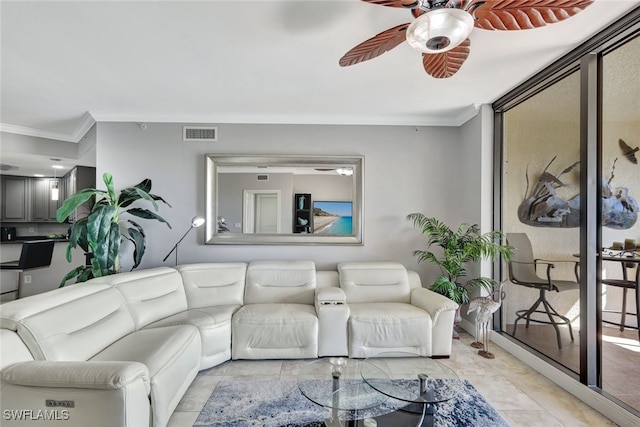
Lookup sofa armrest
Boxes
[411,288,459,357]
[411,287,459,325]
[315,287,349,357]
[315,287,346,306]
[1,361,151,427]
[1,360,150,393]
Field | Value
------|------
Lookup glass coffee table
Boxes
[297,353,463,427]
[297,357,391,426]
[360,352,464,427]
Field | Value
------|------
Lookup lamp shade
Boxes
[191,216,205,228]
[406,8,474,54]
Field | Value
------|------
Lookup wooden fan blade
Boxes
[472,0,594,31]
[339,23,410,67]
[422,39,471,79]
[361,0,420,8]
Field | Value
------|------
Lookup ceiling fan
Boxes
[339,0,594,78]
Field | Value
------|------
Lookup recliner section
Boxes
[0,260,458,427]
[232,260,319,359]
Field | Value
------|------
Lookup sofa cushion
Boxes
[8,287,135,361]
[347,302,433,358]
[245,260,316,304]
[232,303,318,359]
[91,325,201,427]
[338,262,411,303]
[176,263,247,308]
[93,267,188,330]
[146,305,240,369]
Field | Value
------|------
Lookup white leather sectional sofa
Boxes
[0,260,458,427]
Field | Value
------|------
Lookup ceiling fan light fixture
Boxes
[406,8,474,54]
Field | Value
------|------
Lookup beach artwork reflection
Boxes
[313,201,353,235]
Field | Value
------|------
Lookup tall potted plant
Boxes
[406,213,513,306]
[56,172,171,286]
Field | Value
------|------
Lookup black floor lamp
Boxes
[163,216,205,266]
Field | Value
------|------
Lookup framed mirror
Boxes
[205,154,364,245]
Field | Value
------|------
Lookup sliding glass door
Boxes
[500,71,582,374]
[600,34,640,411]
[494,9,640,414]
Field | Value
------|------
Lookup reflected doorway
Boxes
[243,190,281,234]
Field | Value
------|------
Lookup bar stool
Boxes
[506,233,580,349]
[0,240,55,300]
[602,258,640,342]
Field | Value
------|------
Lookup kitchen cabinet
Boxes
[0,176,29,222]
[1,167,96,224]
[32,178,62,222]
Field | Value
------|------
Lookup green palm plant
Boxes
[406,213,513,304]
[56,172,171,286]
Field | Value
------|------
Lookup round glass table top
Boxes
[360,352,464,405]
[297,357,389,411]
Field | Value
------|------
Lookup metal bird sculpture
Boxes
[467,284,505,359]
[619,139,639,164]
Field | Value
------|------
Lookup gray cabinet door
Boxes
[1,176,29,221]
[63,166,96,223]
[32,178,61,221]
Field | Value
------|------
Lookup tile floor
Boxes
[167,330,617,427]
[506,322,640,411]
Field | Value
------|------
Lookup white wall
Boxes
[95,122,480,285]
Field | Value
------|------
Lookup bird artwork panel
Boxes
[518,155,638,229]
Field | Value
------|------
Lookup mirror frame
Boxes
[205,154,364,245]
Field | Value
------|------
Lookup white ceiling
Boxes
[0,0,638,146]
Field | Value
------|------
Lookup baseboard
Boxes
[458,319,640,427]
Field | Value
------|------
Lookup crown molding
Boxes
[454,104,481,126]
[90,107,480,127]
[0,112,95,143]
[0,107,480,141]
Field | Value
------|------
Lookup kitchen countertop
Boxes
[1,236,69,244]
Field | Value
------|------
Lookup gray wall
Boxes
[95,119,488,285]
[458,105,495,320]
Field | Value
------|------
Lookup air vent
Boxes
[183,126,217,142]
[256,174,269,181]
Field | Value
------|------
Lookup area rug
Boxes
[194,378,510,427]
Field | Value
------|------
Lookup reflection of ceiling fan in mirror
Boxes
[314,168,354,176]
[339,0,593,78]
